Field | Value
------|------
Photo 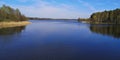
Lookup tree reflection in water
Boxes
[0,26,26,36]
[90,24,120,38]
[0,26,26,43]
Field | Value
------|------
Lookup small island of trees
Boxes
[0,5,28,22]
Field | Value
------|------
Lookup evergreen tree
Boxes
[90,8,120,24]
[0,5,28,22]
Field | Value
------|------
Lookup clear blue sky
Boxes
[0,0,120,18]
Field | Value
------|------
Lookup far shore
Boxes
[28,17,77,20]
[0,21,31,29]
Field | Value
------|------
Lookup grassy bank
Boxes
[0,21,31,29]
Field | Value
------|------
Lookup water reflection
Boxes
[0,26,26,44]
[90,24,120,38]
[0,20,120,60]
[0,26,26,36]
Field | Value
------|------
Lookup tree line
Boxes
[90,8,120,24]
[0,5,28,22]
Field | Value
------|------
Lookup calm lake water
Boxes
[0,20,120,60]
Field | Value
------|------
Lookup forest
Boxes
[0,5,28,22]
[90,8,120,24]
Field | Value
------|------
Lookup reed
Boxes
[0,21,31,29]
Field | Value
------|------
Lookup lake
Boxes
[0,20,120,60]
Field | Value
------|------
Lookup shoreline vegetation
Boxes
[78,8,120,24]
[0,5,30,28]
[0,21,31,29]
[0,4,120,26]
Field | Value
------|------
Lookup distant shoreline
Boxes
[0,21,31,29]
[28,17,77,20]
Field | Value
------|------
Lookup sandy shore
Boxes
[0,21,31,29]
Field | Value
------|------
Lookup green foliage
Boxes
[0,5,28,22]
[90,8,120,24]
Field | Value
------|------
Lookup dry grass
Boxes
[0,21,31,29]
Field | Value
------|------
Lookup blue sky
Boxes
[0,0,120,18]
